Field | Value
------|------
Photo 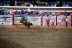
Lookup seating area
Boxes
[0,7,71,17]
[0,0,72,7]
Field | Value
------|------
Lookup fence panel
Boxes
[0,15,12,25]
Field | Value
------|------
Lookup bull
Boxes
[20,16,33,28]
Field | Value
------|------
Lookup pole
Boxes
[41,15,43,26]
[70,12,72,26]
[56,13,58,26]
[12,13,14,25]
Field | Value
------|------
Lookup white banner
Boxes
[27,16,41,26]
[14,15,41,25]
[0,15,12,25]
[14,15,22,24]
[0,21,12,25]
[43,17,47,26]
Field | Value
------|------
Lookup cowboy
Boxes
[20,16,33,28]
[21,16,27,26]
[65,17,68,27]
[45,18,50,27]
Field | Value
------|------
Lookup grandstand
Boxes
[0,0,72,6]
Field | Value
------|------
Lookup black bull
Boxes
[20,17,33,28]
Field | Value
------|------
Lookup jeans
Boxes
[66,22,67,27]
[47,23,49,27]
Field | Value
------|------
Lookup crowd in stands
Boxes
[0,8,70,16]
[0,1,71,7]
[0,1,7,6]
[46,1,70,7]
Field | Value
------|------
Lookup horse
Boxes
[20,16,33,28]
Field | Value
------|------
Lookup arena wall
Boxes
[0,6,72,26]
[0,14,72,26]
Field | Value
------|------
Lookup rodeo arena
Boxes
[0,0,72,48]
[0,7,72,28]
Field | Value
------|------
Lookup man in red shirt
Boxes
[46,18,50,27]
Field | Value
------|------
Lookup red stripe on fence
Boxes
[12,13,14,25]
[70,12,72,26]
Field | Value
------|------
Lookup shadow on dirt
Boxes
[0,38,26,48]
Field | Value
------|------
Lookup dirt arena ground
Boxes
[0,24,72,48]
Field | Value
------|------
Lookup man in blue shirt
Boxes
[46,10,50,16]
[67,11,70,16]
[21,9,25,14]
[64,11,67,16]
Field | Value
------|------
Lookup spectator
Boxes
[36,10,39,16]
[3,9,7,15]
[30,3,33,7]
[14,10,18,14]
[67,11,70,16]
[52,11,55,16]
[40,11,44,16]
[10,9,13,15]
[56,1,60,6]
[36,0,38,6]
[2,8,6,15]
[14,0,17,6]
[54,3,57,7]
[5,9,8,15]
[21,2,26,6]
[58,11,60,16]
[45,18,50,27]
[26,2,30,6]
[64,11,67,16]
[62,3,66,7]
[62,0,65,5]
[51,4,54,7]
[14,3,17,6]
[33,11,36,14]
[7,11,10,14]
[21,9,25,14]
[25,9,28,13]
[18,11,21,14]
[32,11,36,17]
[27,8,31,15]
[66,4,69,7]
[0,3,3,6]
[46,10,50,16]
[25,9,28,16]
[31,10,33,14]
[3,3,7,6]
[45,2,48,6]
[39,10,43,16]
[42,11,45,16]
[17,1,21,6]
[34,4,37,7]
